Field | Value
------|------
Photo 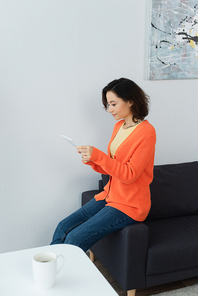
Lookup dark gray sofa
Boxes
[82,161,198,295]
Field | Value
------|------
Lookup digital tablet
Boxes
[61,135,78,148]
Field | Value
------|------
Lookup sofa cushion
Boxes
[146,215,198,276]
[147,161,198,220]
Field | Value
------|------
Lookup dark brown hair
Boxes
[102,78,149,122]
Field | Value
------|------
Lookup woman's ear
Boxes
[128,101,133,107]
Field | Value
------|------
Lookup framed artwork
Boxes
[148,0,198,80]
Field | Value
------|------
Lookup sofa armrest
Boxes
[99,179,103,191]
[81,190,101,206]
[91,222,149,290]
[122,223,149,289]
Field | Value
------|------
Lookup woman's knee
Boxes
[64,229,80,245]
[51,220,66,240]
[64,230,89,252]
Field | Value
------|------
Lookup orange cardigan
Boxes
[85,120,156,221]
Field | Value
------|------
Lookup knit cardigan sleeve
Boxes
[89,134,156,184]
[83,161,109,175]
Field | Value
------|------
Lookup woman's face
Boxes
[106,91,133,121]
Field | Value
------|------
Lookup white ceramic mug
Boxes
[32,252,65,289]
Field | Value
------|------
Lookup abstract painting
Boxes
[149,0,198,80]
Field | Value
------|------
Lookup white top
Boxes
[0,244,118,296]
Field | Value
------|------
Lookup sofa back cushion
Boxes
[147,161,198,220]
[101,161,198,220]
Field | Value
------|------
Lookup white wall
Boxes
[0,0,197,253]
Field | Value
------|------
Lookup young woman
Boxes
[51,78,156,252]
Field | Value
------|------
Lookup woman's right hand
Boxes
[76,145,93,163]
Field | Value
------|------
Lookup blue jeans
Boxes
[50,198,139,252]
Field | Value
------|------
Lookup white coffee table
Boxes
[0,244,118,295]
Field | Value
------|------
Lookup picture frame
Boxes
[148,0,198,80]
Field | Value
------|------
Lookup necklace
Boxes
[123,120,142,129]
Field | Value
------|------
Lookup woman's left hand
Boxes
[76,145,94,163]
